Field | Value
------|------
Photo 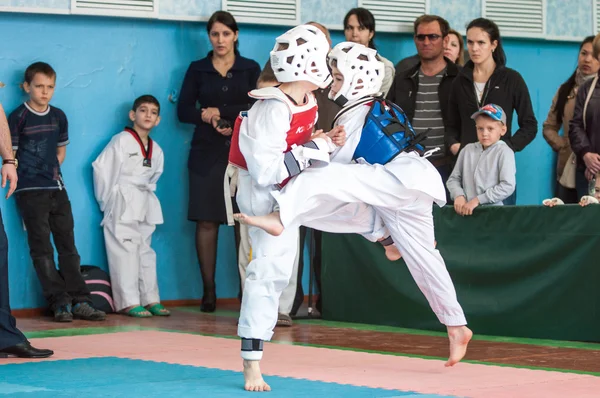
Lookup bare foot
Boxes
[384,244,402,261]
[243,360,271,392]
[445,325,473,367]
[383,240,436,261]
[233,212,284,236]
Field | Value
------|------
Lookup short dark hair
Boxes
[413,15,450,37]
[258,60,277,84]
[24,62,56,84]
[343,8,377,50]
[132,95,160,115]
[207,11,240,51]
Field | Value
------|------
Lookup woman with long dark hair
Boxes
[543,36,599,203]
[177,11,260,312]
[569,34,600,200]
[343,8,395,96]
[445,18,537,204]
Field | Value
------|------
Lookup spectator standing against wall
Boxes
[343,8,395,96]
[569,34,600,200]
[178,11,260,312]
[543,36,599,203]
[445,18,537,204]
[387,15,460,199]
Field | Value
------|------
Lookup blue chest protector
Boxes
[333,97,426,165]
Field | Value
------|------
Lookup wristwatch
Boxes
[2,159,17,168]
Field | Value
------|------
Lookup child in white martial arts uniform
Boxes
[228,24,347,391]
[92,95,168,318]
[236,42,472,367]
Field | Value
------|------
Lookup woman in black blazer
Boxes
[178,11,260,312]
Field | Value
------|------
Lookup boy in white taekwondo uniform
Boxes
[92,95,169,318]
[228,25,351,391]
[235,42,473,367]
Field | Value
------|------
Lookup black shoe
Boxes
[72,302,106,321]
[0,341,54,358]
[54,304,73,323]
[200,293,216,313]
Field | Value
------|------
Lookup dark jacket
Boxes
[386,58,460,129]
[177,52,260,173]
[445,61,537,152]
[569,74,600,168]
[314,87,342,131]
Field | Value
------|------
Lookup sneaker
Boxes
[53,304,73,323]
[72,302,106,321]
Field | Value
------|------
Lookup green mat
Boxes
[322,205,600,342]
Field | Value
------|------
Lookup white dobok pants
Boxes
[104,221,159,312]
[273,161,467,327]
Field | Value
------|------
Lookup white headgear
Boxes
[270,24,332,89]
[327,42,384,105]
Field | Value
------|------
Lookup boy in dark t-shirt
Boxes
[8,62,105,322]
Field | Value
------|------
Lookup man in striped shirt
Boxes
[387,15,460,201]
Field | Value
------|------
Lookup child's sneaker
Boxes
[72,302,106,321]
[53,304,73,323]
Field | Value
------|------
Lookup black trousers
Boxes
[0,209,27,350]
[16,189,91,310]
[290,227,323,315]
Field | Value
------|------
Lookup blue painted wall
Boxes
[0,12,583,309]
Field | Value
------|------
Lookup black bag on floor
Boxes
[80,265,115,313]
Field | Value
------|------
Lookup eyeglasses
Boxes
[415,34,442,42]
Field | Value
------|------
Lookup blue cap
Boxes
[470,104,506,125]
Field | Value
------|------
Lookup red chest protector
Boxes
[228,87,318,181]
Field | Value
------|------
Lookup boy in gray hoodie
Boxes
[447,104,516,216]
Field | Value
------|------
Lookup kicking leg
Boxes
[234,211,284,237]
[376,192,471,366]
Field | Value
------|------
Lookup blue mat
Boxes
[0,357,456,397]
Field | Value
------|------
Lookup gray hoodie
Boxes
[446,140,516,205]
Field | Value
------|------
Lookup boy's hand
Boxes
[453,196,466,215]
[201,107,220,124]
[542,198,564,207]
[580,195,599,207]
[462,197,480,216]
[311,129,329,142]
[2,164,17,199]
[326,125,346,147]
[450,143,461,156]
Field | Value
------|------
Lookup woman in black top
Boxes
[177,11,260,312]
[445,18,537,204]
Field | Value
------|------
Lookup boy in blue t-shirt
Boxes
[8,62,105,322]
